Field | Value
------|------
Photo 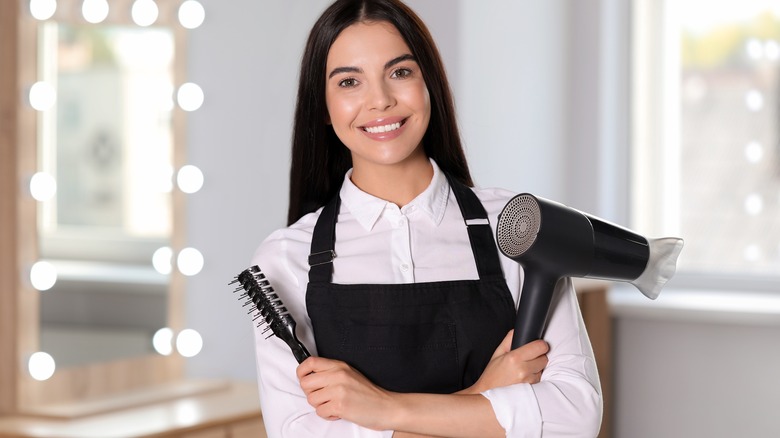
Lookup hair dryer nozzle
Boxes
[629,237,685,299]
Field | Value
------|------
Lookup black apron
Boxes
[305,175,516,394]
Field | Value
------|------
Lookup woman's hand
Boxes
[297,356,396,430]
[462,330,549,394]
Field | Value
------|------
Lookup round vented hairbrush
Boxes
[230,265,311,363]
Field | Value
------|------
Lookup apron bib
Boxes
[305,175,515,394]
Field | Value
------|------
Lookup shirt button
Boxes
[400,263,410,272]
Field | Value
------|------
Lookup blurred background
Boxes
[2,0,779,437]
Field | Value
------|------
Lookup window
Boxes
[633,0,780,289]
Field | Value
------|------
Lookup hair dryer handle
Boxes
[511,271,560,349]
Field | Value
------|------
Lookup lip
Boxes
[359,116,408,141]
[360,116,407,129]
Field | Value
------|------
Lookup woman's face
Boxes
[325,21,431,172]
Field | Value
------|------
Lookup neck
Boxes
[350,155,434,208]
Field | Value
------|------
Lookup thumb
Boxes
[492,330,514,359]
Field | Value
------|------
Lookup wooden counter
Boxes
[0,382,265,438]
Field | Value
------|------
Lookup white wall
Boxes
[613,305,780,437]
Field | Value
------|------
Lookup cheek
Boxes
[326,95,361,128]
[403,82,431,117]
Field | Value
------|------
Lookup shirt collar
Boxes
[339,158,451,231]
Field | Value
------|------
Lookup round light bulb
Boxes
[177,247,204,276]
[178,0,205,29]
[176,83,204,112]
[29,82,56,111]
[30,0,57,20]
[131,0,158,26]
[176,329,203,358]
[30,172,57,201]
[28,352,56,381]
[745,90,764,112]
[744,194,763,216]
[152,327,174,355]
[765,40,780,61]
[744,141,763,164]
[30,261,57,291]
[82,0,109,24]
[152,246,173,275]
[177,165,204,194]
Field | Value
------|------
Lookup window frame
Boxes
[630,0,780,293]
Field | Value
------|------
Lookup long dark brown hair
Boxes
[287,0,472,225]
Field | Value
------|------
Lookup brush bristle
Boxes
[234,266,291,330]
[229,265,311,363]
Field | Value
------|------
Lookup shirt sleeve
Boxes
[250,228,394,438]
[481,277,603,438]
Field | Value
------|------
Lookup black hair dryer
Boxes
[496,194,684,349]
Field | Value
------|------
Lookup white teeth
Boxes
[364,122,401,134]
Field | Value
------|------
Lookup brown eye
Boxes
[391,68,412,79]
[338,78,358,88]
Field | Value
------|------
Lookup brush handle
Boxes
[275,318,311,363]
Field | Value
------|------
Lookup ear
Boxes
[325,114,331,125]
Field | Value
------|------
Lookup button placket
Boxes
[390,213,414,282]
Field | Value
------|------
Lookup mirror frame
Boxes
[0,0,189,414]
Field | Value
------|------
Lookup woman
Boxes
[251,1,602,436]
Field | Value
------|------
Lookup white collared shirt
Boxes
[251,159,602,437]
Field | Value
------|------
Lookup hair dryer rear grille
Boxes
[496,194,541,258]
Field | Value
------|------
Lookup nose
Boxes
[366,81,395,112]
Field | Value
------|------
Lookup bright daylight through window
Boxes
[634,0,780,283]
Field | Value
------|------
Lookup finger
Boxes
[296,357,316,379]
[515,339,549,360]
[527,354,548,375]
[297,356,345,379]
[492,330,514,359]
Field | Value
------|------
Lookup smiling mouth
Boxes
[362,119,406,134]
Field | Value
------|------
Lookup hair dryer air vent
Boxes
[496,194,540,258]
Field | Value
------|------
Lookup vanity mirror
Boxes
[0,0,207,414]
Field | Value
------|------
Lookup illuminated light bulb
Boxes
[744,141,763,164]
[177,165,204,194]
[131,0,158,27]
[746,38,763,60]
[743,244,761,262]
[28,352,56,381]
[30,261,57,291]
[152,246,173,275]
[744,194,763,216]
[176,329,203,358]
[178,0,205,29]
[29,172,57,201]
[152,327,174,355]
[177,247,204,276]
[82,0,109,24]
[176,83,204,112]
[29,82,56,111]
[765,40,779,61]
[745,90,764,112]
[30,0,57,20]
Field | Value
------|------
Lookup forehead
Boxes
[326,21,412,67]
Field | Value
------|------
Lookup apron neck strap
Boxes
[308,173,505,283]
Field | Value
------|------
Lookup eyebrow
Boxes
[328,54,416,79]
